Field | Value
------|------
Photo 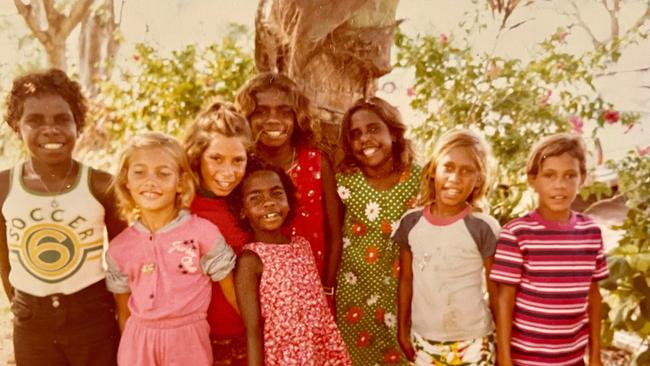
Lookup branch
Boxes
[59,0,94,38]
[13,0,49,45]
[622,2,650,40]
[571,0,601,48]
[42,0,63,29]
[601,0,620,40]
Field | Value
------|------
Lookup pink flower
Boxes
[569,115,584,134]
[638,146,650,157]
[624,123,636,134]
[602,109,620,124]
[540,89,552,105]
[554,30,569,43]
[439,33,448,45]
[132,53,141,61]
[406,87,415,97]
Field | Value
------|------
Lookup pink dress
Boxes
[244,236,351,366]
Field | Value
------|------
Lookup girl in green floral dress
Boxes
[334,97,421,365]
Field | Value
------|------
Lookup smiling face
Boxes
[17,94,77,165]
[199,134,247,196]
[126,147,182,218]
[241,170,290,234]
[529,152,583,222]
[433,146,480,215]
[249,87,295,148]
[348,108,394,171]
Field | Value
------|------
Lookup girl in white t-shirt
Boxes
[393,129,500,366]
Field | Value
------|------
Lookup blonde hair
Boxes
[184,101,253,177]
[419,128,491,209]
[526,133,587,178]
[113,132,196,221]
[338,97,414,174]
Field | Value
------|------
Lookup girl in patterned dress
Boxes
[234,160,350,366]
[335,97,421,365]
[235,73,342,299]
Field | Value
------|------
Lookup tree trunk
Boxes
[255,0,400,150]
[79,0,120,95]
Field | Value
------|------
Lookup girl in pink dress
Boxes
[234,160,350,366]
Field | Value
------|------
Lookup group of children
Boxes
[0,68,608,366]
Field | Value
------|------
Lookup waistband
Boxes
[129,312,208,329]
[14,280,111,306]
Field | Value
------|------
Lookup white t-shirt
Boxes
[392,205,500,341]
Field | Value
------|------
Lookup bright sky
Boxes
[0,0,648,161]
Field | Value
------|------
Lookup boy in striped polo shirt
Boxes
[490,134,608,366]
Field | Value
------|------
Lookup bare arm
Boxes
[397,247,415,361]
[587,282,604,366]
[0,170,13,301]
[218,272,240,314]
[114,293,130,333]
[235,250,264,366]
[484,256,499,321]
[320,153,343,289]
[90,168,127,240]
[496,283,517,366]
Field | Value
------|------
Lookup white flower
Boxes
[337,186,350,200]
[365,201,381,222]
[366,294,379,306]
[384,312,397,328]
[342,237,351,248]
[383,276,391,285]
[344,272,357,285]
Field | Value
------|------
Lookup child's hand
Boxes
[397,331,415,362]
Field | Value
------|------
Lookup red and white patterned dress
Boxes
[244,236,351,366]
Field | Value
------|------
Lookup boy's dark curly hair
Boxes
[228,157,297,232]
[4,68,87,132]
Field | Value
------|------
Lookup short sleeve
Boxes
[489,226,524,285]
[464,213,501,259]
[105,252,130,294]
[592,232,609,281]
[391,209,423,250]
[196,220,236,281]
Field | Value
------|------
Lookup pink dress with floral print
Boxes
[244,236,351,366]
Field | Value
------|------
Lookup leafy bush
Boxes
[77,26,255,170]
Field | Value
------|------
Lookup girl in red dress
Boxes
[184,101,253,365]
[236,74,342,301]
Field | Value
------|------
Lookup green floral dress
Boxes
[335,165,421,365]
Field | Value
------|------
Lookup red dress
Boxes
[244,237,350,366]
[286,145,325,273]
[191,192,252,364]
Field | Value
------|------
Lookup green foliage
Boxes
[80,28,255,170]
[395,26,637,224]
[395,7,649,360]
[600,152,650,360]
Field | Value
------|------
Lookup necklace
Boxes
[30,161,75,209]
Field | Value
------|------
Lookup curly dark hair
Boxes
[235,72,313,146]
[4,68,87,132]
[228,157,297,232]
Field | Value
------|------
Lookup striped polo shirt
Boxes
[489,210,609,366]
